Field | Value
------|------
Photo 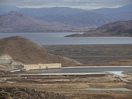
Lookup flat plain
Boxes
[0,71,132,99]
[44,44,132,66]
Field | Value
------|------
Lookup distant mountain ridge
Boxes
[0,11,78,32]
[93,4,132,21]
[0,4,131,32]
[19,7,117,27]
[66,20,132,37]
[19,7,87,17]
[39,11,116,27]
[93,4,132,15]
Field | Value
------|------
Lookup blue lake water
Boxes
[0,32,132,45]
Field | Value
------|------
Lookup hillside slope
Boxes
[0,36,81,66]
[0,11,76,33]
[66,20,132,37]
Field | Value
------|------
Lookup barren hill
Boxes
[0,36,80,66]
[66,20,132,37]
[0,11,75,32]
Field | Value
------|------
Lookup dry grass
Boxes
[0,73,131,99]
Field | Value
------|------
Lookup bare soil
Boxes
[0,72,132,99]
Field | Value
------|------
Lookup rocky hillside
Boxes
[0,87,65,99]
[0,36,81,66]
[66,20,132,37]
[0,11,76,33]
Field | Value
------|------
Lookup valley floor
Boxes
[0,71,132,99]
[44,44,132,66]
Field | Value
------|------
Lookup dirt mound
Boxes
[0,87,65,99]
[0,36,81,66]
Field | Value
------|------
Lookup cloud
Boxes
[0,0,131,9]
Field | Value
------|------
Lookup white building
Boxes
[23,63,61,70]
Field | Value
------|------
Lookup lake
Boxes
[0,32,132,45]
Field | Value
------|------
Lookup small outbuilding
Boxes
[23,63,61,70]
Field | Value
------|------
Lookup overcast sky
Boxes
[0,0,132,9]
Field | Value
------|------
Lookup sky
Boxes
[0,0,132,9]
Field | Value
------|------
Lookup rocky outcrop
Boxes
[0,54,23,70]
[0,54,12,64]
